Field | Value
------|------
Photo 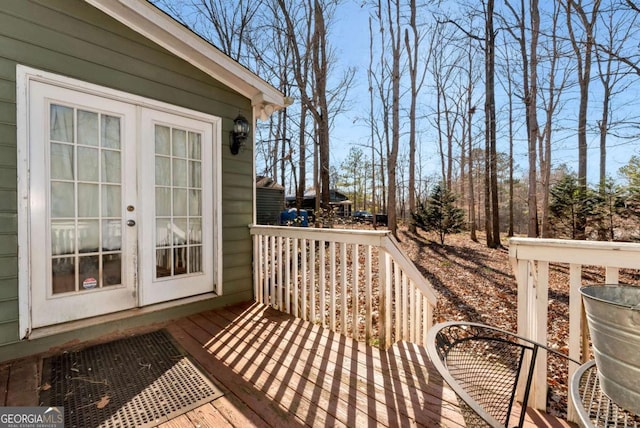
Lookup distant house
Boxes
[285,189,352,217]
[1,0,286,361]
[256,176,285,225]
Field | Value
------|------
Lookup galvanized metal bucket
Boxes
[580,285,640,415]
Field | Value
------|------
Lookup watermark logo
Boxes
[0,407,64,428]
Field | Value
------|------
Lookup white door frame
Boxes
[17,66,223,337]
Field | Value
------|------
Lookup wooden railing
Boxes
[249,225,437,348]
[508,237,640,422]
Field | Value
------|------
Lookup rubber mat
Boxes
[40,329,224,427]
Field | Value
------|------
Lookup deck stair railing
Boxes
[509,237,640,423]
[249,225,437,348]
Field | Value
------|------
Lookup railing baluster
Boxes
[394,261,401,341]
[301,238,307,321]
[341,242,348,335]
[380,251,393,348]
[310,239,316,324]
[319,240,326,328]
[285,237,291,314]
[330,242,337,331]
[262,235,268,306]
[270,235,276,308]
[253,234,260,304]
[605,266,619,284]
[353,244,359,341]
[402,272,408,341]
[293,238,299,318]
[410,281,416,343]
[277,236,283,310]
[365,245,372,344]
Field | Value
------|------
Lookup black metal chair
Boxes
[426,321,579,428]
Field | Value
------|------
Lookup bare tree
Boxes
[276,0,354,224]
[538,0,571,237]
[371,0,402,236]
[562,0,601,239]
[595,4,637,189]
[428,23,463,193]
[502,0,539,238]
[153,0,262,63]
[405,1,430,233]
[497,39,517,237]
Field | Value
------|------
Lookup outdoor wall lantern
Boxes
[229,114,250,155]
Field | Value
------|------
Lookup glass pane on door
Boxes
[154,125,203,279]
[49,103,123,294]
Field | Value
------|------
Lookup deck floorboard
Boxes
[1,302,574,427]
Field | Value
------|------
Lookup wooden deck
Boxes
[0,302,574,427]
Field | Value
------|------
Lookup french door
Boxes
[28,80,216,328]
[138,108,214,306]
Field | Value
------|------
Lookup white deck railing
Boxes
[249,225,437,347]
[509,237,640,422]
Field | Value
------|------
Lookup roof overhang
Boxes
[84,0,290,117]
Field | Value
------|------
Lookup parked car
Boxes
[352,210,373,222]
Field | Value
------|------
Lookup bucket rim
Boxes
[580,284,640,310]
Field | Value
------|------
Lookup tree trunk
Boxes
[528,0,540,238]
[406,0,418,234]
[387,0,401,238]
[485,0,500,247]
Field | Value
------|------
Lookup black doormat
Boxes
[40,329,224,428]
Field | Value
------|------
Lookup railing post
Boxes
[515,259,531,341]
[568,263,583,424]
[532,260,549,410]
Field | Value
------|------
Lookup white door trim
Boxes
[16,65,223,338]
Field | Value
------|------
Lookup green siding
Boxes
[0,257,17,278]
[0,278,17,300]
[0,0,258,357]
[0,79,15,102]
[0,322,18,345]
[0,214,17,234]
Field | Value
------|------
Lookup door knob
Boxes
[127,220,136,227]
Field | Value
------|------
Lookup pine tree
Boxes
[412,184,465,245]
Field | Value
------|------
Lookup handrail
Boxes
[249,224,437,348]
[508,237,640,424]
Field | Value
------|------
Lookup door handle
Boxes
[127,220,136,227]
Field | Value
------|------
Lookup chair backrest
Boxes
[427,322,542,428]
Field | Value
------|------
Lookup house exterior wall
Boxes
[0,0,255,360]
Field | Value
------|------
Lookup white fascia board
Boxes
[85,0,287,112]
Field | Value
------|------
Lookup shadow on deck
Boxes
[1,302,574,427]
